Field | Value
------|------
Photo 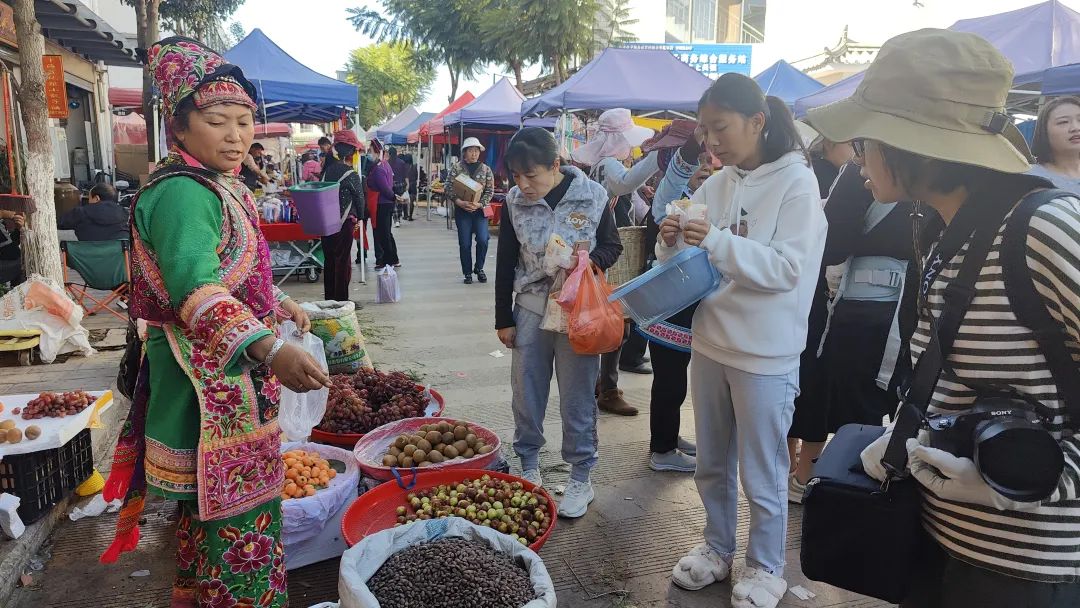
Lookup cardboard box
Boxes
[114,144,148,180]
[452,173,483,202]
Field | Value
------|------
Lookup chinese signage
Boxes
[624,42,753,79]
[43,55,69,119]
[0,4,15,48]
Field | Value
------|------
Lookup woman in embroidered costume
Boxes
[100,37,331,608]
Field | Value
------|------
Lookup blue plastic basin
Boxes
[608,247,720,327]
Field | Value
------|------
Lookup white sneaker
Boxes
[672,543,731,591]
[788,473,807,505]
[649,450,696,472]
[557,479,594,518]
[731,566,787,608]
[394,220,402,227]
[677,436,697,456]
[521,469,543,488]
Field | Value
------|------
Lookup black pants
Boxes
[649,341,690,453]
[374,204,399,267]
[621,327,647,365]
[903,541,1080,608]
[320,217,355,301]
[598,322,633,392]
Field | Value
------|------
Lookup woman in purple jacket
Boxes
[367,139,400,269]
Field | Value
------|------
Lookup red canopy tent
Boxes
[109,87,143,111]
[407,92,475,144]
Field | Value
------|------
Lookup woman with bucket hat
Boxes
[447,136,495,284]
[811,29,1080,606]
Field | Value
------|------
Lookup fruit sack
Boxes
[338,518,556,608]
[302,301,373,374]
[281,442,360,546]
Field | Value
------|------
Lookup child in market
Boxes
[494,127,622,519]
[657,73,826,608]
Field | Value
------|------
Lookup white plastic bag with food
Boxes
[539,269,569,333]
[280,442,360,546]
[375,266,402,304]
[665,198,708,229]
[338,518,557,608]
[277,321,330,442]
[541,234,574,277]
[0,274,94,362]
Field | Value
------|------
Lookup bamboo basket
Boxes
[607,226,647,287]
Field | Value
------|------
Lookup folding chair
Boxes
[61,240,130,321]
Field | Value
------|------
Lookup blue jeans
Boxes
[511,306,599,482]
[455,208,489,276]
[690,352,798,576]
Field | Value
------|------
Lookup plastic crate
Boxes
[0,429,93,524]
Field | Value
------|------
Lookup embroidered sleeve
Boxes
[139,177,272,368]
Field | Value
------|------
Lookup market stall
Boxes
[408,92,476,226]
[371,106,421,144]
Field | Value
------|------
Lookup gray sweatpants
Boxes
[511,306,600,482]
[690,352,798,576]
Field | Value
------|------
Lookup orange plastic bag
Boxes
[568,263,624,355]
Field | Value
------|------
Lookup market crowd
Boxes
[81,23,1080,608]
[493,27,1080,608]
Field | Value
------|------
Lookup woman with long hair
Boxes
[1030,95,1080,194]
[659,73,827,607]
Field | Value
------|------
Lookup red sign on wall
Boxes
[43,55,68,119]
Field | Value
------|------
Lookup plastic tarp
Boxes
[753,60,823,106]
[108,87,142,109]
[794,0,1080,116]
[408,92,476,144]
[112,112,147,145]
[521,47,713,117]
[443,77,556,130]
[224,29,357,123]
[371,106,420,143]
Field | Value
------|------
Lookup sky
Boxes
[230,0,1080,119]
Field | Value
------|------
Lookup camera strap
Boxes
[881,193,1017,479]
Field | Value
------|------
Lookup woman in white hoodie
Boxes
[659,73,827,608]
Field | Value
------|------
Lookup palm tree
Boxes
[593,0,638,56]
[349,2,486,103]
[476,1,541,89]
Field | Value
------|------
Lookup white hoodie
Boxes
[657,151,827,375]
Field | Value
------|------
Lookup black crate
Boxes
[0,429,94,524]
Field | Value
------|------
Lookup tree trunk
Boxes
[447,65,458,104]
[143,0,161,160]
[10,0,60,284]
[512,61,523,90]
[552,53,564,85]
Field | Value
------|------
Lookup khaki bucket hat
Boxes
[807,28,1032,173]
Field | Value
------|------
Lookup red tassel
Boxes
[99,525,140,564]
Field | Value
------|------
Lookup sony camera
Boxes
[925,397,1063,502]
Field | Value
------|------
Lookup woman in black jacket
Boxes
[319,129,365,301]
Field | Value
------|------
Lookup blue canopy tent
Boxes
[388,112,435,145]
[372,107,421,144]
[794,0,1080,116]
[225,29,358,123]
[1043,61,1080,95]
[753,60,823,107]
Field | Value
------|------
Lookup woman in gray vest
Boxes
[494,128,622,520]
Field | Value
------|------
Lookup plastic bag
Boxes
[375,267,402,304]
[277,321,330,442]
[0,274,94,362]
[541,234,573,277]
[302,301,373,374]
[555,250,590,312]
[568,264,624,355]
[539,269,569,333]
[338,518,556,608]
[665,198,708,229]
[280,442,360,545]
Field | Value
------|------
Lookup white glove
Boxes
[906,439,1042,511]
[859,426,895,482]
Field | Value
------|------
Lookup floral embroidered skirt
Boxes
[173,498,288,608]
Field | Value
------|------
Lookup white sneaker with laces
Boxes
[395,220,402,227]
[557,479,594,518]
[788,473,807,505]
[672,543,731,591]
[521,469,543,488]
[677,436,697,456]
[731,566,787,608]
[649,450,696,472]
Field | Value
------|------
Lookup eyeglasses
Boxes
[851,138,866,159]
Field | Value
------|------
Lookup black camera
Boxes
[925,397,1063,502]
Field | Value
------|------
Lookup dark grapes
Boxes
[317,369,427,434]
[23,391,93,420]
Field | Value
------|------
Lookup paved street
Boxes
[8,217,889,608]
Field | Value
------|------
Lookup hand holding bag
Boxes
[567,262,624,355]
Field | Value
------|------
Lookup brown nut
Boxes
[24,426,40,440]
[0,420,14,431]
[6,428,22,444]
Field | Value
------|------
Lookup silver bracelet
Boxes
[263,338,286,367]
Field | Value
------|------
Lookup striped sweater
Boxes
[910,195,1080,583]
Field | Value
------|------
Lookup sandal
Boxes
[731,566,787,608]
[672,544,731,591]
